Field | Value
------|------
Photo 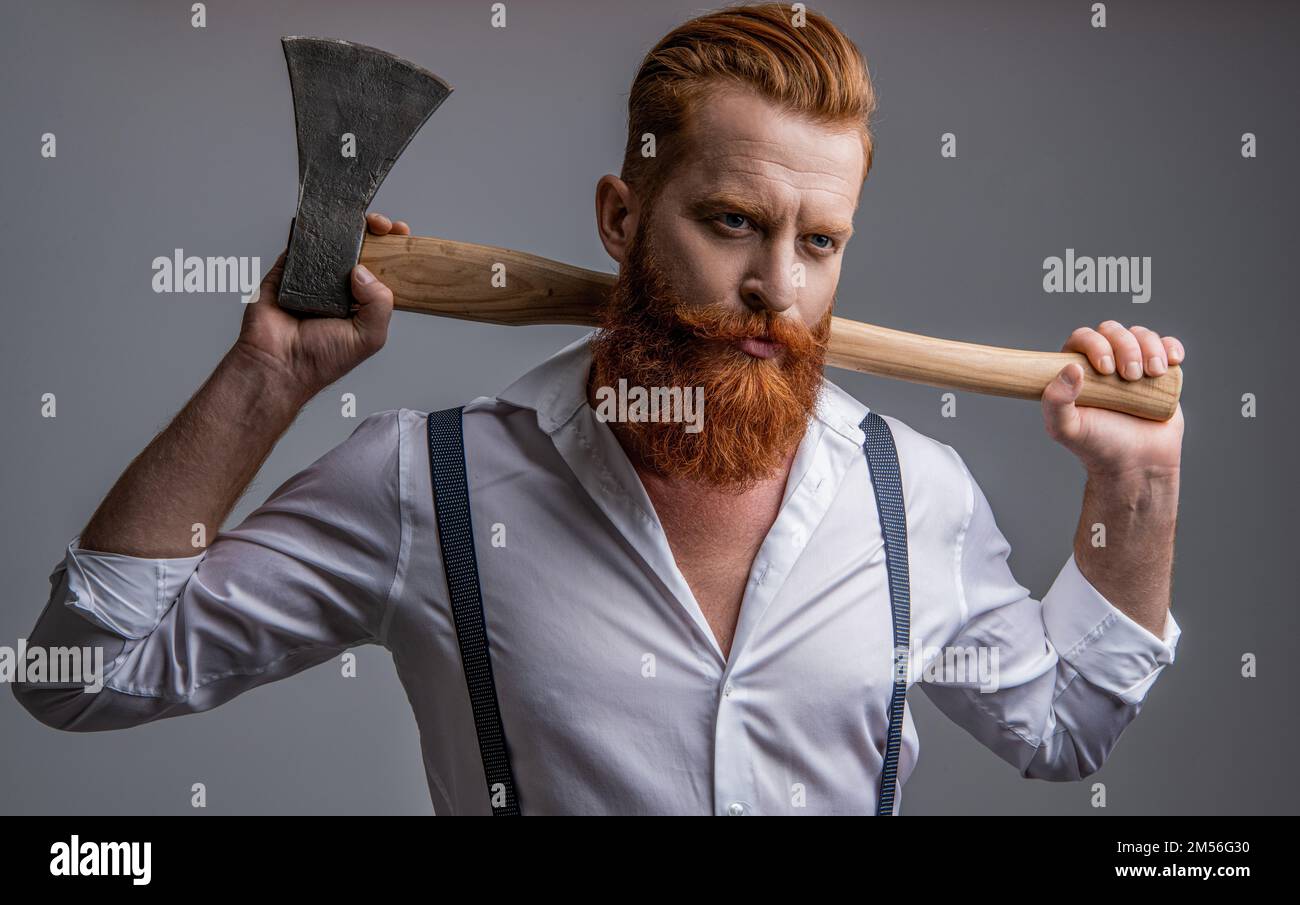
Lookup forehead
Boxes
[670,84,864,210]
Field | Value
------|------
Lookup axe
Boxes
[278,37,1182,421]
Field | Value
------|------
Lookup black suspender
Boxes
[427,407,520,815]
[860,412,912,816]
[426,406,911,816]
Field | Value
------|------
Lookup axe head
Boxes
[279,36,451,317]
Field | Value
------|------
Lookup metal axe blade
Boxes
[279,36,452,317]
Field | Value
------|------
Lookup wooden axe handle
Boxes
[360,233,1182,421]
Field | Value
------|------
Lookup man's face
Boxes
[643,83,863,343]
[590,84,865,491]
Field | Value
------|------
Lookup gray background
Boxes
[2,0,1296,815]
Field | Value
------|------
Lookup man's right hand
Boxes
[232,212,410,402]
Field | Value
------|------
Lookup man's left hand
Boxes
[1042,321,1186,477]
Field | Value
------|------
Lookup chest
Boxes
[645,479,787,660]
[388,405,962,812]
[389,416,964,812]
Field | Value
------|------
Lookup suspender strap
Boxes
[427,407,521,816]
[860,412,912,816]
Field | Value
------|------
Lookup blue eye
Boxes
[809,234,833,249]
[720,213,749,230]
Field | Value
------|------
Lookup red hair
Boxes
[620,3,877,202]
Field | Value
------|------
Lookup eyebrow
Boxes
[686,189,855,240]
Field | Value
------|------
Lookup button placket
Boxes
[714,667,756,815]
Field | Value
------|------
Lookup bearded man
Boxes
[14,4,1184,816]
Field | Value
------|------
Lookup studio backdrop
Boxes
[1,0,1296,815]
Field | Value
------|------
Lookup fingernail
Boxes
[1124,361,1143,380]
[1100,355,1114,374]
[355,265,375,285]
[1060,367,1078,386]
[1148,356,1166,375]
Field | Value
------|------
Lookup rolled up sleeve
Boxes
[61,536,206,640]
[919,450,1181,782]
[12,409,407,731]
[1041,551,1180,706]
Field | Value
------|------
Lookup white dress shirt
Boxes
[14,334,1180,815]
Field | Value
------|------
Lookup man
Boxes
[14,4,1183,815]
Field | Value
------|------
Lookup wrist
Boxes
[225,341,318,412]
[1084,465,1180,511]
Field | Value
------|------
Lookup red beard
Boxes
[589,220,832,493]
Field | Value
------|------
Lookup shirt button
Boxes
[723,683,734,698]
[791,528,806,547]
[727,802,745,816]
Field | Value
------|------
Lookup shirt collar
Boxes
[495,331,870,446]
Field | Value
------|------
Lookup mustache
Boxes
[600,222,832,362]
[661,297,830,359]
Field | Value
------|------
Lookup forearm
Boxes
[1072,467,1180,637]
[78,343,313,558]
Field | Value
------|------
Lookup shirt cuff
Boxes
[1041,552,1180,706]
[57,534,206,639]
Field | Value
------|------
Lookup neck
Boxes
[630,442,800,504]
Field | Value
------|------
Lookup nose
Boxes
[739,243,797,315]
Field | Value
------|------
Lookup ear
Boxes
[594,174,641,265]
